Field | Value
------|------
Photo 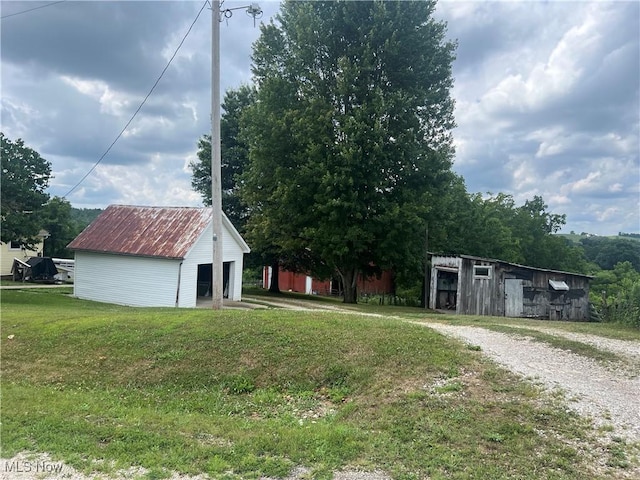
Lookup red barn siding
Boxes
[263,266,394,296]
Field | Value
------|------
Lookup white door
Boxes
[505,279,523,317]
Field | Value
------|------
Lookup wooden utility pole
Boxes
[211,2,223,309]
[424,224,429,309]
[210,3,262,309]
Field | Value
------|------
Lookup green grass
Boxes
[1,289,635,479]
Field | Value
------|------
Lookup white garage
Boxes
[68,205,250,308]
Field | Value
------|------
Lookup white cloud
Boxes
[442,1,639,235]
[60,76,132,116]
[596,206,620,222]
[1,1,638,236]
[569,171,602,195]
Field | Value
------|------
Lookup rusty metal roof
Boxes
[68,205,214,259]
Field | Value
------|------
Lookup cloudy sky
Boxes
[1,1,638,235]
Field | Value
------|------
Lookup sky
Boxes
[1,0,638,236]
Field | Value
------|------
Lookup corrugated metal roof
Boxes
[429,253,593,279]
[68,205,214,259]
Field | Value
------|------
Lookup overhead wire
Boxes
[62,0,210,198]
[1,1,67,20]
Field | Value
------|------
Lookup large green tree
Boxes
[41,197,79,258]
[431,191,586,272]
[190,85,256,230]
[243,0,457,303]
[1,133,52,248]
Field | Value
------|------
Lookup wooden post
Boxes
[423,224,429,309]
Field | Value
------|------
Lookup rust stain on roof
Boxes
[68,205,212,259]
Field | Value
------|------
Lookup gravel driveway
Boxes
[423,322,640,443]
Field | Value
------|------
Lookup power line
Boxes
[1,1,67,20]
[62,0,209,199]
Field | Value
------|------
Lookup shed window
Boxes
[549,279,569,291]
[473,265,492,279]
[9,241,22,250]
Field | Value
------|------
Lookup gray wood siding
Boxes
[430,254,591,321]
[458,257,503,316]
[497,264,590,320]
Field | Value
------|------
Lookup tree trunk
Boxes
[339,267,359,304]
[269,260,281,293]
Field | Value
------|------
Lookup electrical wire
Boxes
[1,1,67,20]
[62,0,209,198]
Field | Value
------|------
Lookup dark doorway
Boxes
[436,270,458,310]
[197,263,231,299]
[223,262,230,298]
[197,264,212,297]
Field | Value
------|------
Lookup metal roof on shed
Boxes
[429,253,593,279]
[68,205,232,259]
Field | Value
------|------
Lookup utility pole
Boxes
[211,2,262,309]
[211,1,223,309]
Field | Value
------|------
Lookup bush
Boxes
[590,263,640,328]
[605,279,640,328]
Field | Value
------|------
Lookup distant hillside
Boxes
[558,233,640,272]
[619,232,640,241]
[559,233,640,244]
[71,208,103,230]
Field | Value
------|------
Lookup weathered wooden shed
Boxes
[429,254,591,321]
[68,205,250,308]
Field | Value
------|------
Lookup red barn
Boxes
[263,266,394,297]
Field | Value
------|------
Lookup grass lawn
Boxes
[1,288,635,479]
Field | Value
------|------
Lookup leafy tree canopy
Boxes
[1,133,52,248]
[70,207,103,229]
[190,85,256,231]
[41,197,78,258]
[580,236,640,272]
[242,0,457,302]
[429,190,587,273]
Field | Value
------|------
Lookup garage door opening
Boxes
[197,263,231,299]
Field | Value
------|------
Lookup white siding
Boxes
[223,220,246,301]
[74,251,181,307]
[72,215,248,308]
[179,226,209,308]
[182,222,246,303]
